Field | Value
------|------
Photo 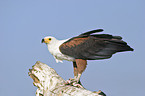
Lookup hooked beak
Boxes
[41,39,44,43]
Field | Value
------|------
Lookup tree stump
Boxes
[28,61,106,96]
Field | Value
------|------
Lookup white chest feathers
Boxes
[47,39,75,63]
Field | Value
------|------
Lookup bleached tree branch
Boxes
[28,61,106,96]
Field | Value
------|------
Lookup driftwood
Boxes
[28,61,106,96]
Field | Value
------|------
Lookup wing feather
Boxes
[59,30,133,60]
[79,29,103,37]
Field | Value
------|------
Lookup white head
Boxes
[41,36,58,45]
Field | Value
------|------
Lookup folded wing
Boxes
[59,29,133,60]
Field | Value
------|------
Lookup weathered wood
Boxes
[28,61,106,96]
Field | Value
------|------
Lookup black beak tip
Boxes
[41,39,44,43]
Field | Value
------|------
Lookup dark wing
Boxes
[59,31,133,60]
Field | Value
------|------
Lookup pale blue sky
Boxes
[0,0,145,96]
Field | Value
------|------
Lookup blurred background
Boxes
[0,0,145,96]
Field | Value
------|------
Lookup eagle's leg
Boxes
[66,62,80,83]
[73,61,82,85]
[73,61,78,80]
[75,59,87,82]
[64,59,86,88]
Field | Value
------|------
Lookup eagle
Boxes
[42,29,133,83]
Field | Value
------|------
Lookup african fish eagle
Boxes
[41,29,133,83]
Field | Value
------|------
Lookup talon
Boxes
[73,82,84,88]
[64,78,76,85]
[63,78,84,88]
[65,80,71,84]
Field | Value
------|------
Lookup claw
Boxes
[63,78,84,88]
[72,82,84,88]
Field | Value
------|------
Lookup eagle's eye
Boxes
[49,38,52,41]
